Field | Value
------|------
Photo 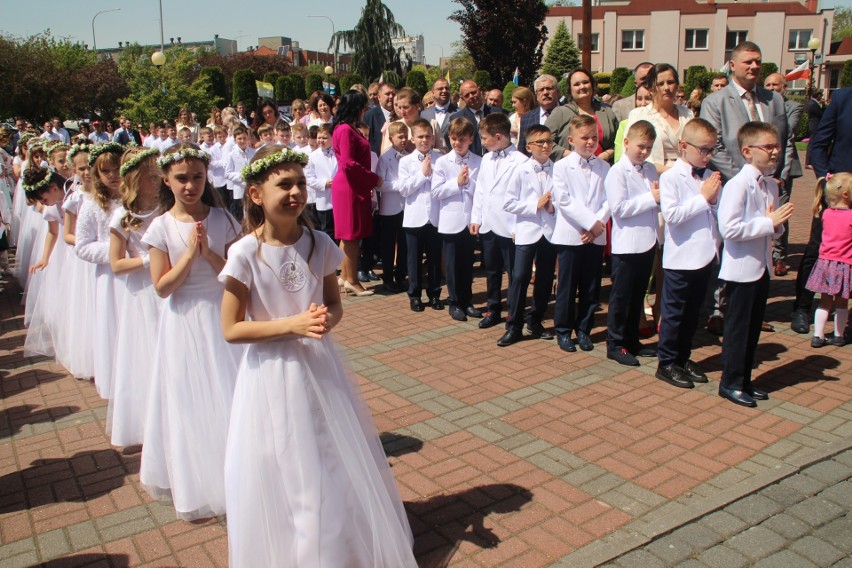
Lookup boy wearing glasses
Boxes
[656,118,722,389]
[716,121,793,407]
[497,124,558,346]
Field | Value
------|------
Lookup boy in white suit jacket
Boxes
[399,119,444,312]
[717,121,793,407]
[604,120,660,366]
[432,118,483,321]
[551,114,611,353]
[498,124,557,346]
[304,124,337,242]
[657,118,722,389]
[375,121,409,293]
[470,113,527,329]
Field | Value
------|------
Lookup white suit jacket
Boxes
[375,149,407,216]
[659,158,719,270]
[431,150,481,235]
[399,149,442,228]
[551,152,611,246]
[605,154,660,254]
[502,157,556,246]
[471,145,526,238]
[305,147,337,211]
[718,163,783,283]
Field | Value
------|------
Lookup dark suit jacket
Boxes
[446,104,497,156]
[806,98,823,137]
[115,129,141,145]
[364,105,389,155]
[420,102,458,149]
[784,98,803,180]
[809,87,852,179]
[702,82,792,183]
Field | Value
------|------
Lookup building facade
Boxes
[97,35,237,62]
[392,35,426,69]
[545,0,835,93]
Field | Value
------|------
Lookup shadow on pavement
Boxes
[37,553,130,567]
[0,404,80,437]
[380,432,424,459]
[754,354,841,393]
[0,369,65,400]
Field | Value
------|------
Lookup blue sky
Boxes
[1,0,849,66]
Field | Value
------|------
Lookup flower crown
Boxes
[22,167,51,195]
[46,142,70,156]
[28,138,45,151]
[120,148,160,177]
[68,141,94,161]
[241,148,308,182]
[87,142,124,167]
[18,132,35,146]
[157,147,209,169]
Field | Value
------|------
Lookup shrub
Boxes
[232,68,258,107]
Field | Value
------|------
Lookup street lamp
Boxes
[151,51,166,67]
[91,8,121,52]
[324,65,334,94]
[806,36,821,99]
[308,15,337,73]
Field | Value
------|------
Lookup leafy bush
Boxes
[232,68,257,107]
[502,81,517,112]
[305,73,324,95]
[473,70,492,90]
[405,70,428,96]
[610,67,631,98]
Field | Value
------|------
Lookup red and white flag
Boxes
[785,60,809,81]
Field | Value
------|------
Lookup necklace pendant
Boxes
[279,260,306,292]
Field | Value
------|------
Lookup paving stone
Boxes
[670,523,723,553]
[751,550,818,568]
[696,544,749,568]
[803,460,852,486]
[36,528,70,560]
[0,537,36,561]
[787,497,846,527]
[644,535,693,565]
[760,512,814,540]
[817,480,852,509]
[724,494,784,525]
[789,535,845,567]
[673,560,709,568]
[4,551,40,568]
[811,515,852,553]
[699,510,749,538]
[726,525,787,561]
[611,548,667,568]
[760,482,809,508]
[65,521,100,551]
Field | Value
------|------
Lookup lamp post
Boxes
[308,15,337,73]
[806,35,821,99]
[324,65,334,94]
[91,8,121,52]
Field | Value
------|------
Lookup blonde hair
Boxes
[813,173,852,218]
[119,147,162,231]
[91,151,121,212]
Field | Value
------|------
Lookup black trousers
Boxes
[554,243,603,337]
[507,237,557,331]
[379,212,406,285]
[359,212,381,272]
[215,185,231,210]
[405,223,442,300]
[315,208,336,244]
[773,177,794,262]
[657,261,714,367]
[229,196,244,223]
[721,271,770,392]
[479,231,515,315]
[606,247,656,352]
[443,229,476,309]
[793,212,823,313]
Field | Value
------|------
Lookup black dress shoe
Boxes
[656,365,694,389]
[718,386,757,407]
[707,315,724,336]
[608,348,640,367]
[576,331,594,351]
[465,306,483,318]
[632,344,657,357]
[429,297,445,310]
[383,281,403,294]
[790,310,810,334]
[449,305,467,321]
[557,334,576,352]
[479,312,502,329]
[526,321,546,338]
[747,387,769,400]
[357,270,370,282]
[409,298,425,312]
[497,329,524,347]
[367,270,381,281]
[681,360,708,383]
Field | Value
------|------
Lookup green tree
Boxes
[275,76,293,103]
[833,7,852,40]
[472,70,492,90]
[263,71,281,90]
[620,81,636,97]
[330,0,408,81]
[502,81,517,112]
[842,59,852,88]
[340,73,364,92]
[305,73,324,95]
[290,74,307,100]
[685,65,713,93]
[450,0,549,86]
[405,70,428,96]
[444,42,476,91]
[199,66,227,107]
[610,67,631,97]
[232,68,258,107]
[541,19,580,79]
[760,62,778,81]
[379,70,403,88]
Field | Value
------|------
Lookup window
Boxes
[622,30,644,51]
[726,30,748,51]
[578,33,600,53]
[788,29,812,50]
[685,29,709,50]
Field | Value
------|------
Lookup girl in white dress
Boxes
[107,147,163,448]
[62,142,97,379]
[14,140,48,287]
[220,145,416,567]
[76,142,125,399]
[139,143,241,521]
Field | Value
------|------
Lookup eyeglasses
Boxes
[528,139,555,148]
[684,140,715,157]
[748,144,780,154]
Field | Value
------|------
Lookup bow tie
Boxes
[394,151,404,160]
[534,164,550,173]
[455,157,468,166]
[692,166,706,178]
[634,163,644,173]
[493,149,508,159]
[435,107,447,114]
[323,149,334,158]
[417,153,427,162]
[580,156,595,168]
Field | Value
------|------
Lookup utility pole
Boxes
[582,0,592,70]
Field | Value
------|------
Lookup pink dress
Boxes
[331,123,380,240]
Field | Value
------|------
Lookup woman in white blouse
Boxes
[625,63,693,175]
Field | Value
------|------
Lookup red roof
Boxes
[253,45,279,57]
[831,37,852,56]
[548,0,818,18]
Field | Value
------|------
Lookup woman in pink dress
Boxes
[332,91,381,296]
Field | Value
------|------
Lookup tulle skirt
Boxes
[107,268,162,447]
[13,203,40,288]
[11,178,26,247]
[92,264,123,400]
[62,246,97,378]
[140,286,242,521]
[225,338,416,568]
[22,218,47,324]
[23,237,71,358]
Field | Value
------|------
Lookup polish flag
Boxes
[785,60,810,81]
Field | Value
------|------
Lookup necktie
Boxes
[692,166,706,178]
[542,110,550,122]
[474,109,483,123]
[744,91,761,122]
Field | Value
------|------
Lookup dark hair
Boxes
[643,63,680,92]
[480,113,511,137]
[318,123,333,135]
[333,90,369,131]
[23,166,65,202]
[252,99,278,129]
[566,67,596,102]
[312,93,335,115]
[158,143,223,212]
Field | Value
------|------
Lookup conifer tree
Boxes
[541,20,581,79]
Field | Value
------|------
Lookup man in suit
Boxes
[805,90,823,167]
[486,89,508,114]
[763,72,803,276]
[612,62,654,122]
[112,117,142,145]
[446,80,496,156]
[420,78,458,153]
[364,83,396,155]
[519,74,560,156]
[791,87,852,334]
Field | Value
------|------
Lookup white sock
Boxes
[814,308,829,339]
[835,309,849,339]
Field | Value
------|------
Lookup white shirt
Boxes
[732,79,765,122]
[718,163,783,283]
[471,145,525,238]
[431,150,482,235]
[225,145,256,199]
[305,147,337,210]
[503,157,556,245]
[659,158,719,270]
[398,149,442,228]
[88,131,111,145]
[376,148,408,216]
[605,154,660,254]
[551,152,611,246]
